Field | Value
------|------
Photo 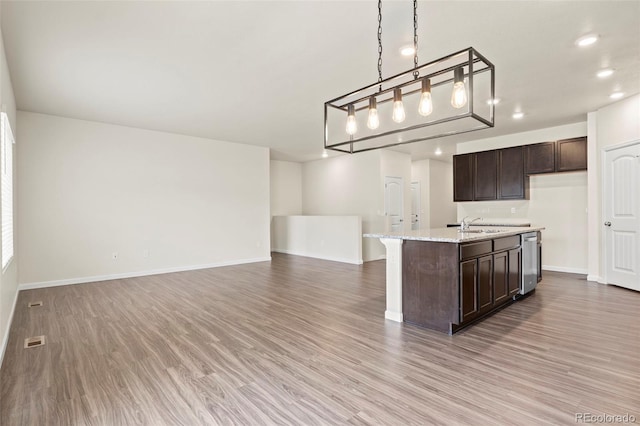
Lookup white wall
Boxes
[457,122,588,273]
[589,94,640,282]
[0,6,18,365]
[410,158,456,229]
[429,159,456,228]
[17,112,271,286]
[302,150,386,261]
[270,160,301,216]
[271,215,362,264]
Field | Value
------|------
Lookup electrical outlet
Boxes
[511,207,516,214]
[112,252,118,260]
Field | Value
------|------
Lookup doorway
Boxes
[384,176,404,232]
[411,181,420,230]
[603,141,640,291]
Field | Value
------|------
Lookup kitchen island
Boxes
[365,226,544,334]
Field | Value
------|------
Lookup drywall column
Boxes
[380,238,403,322]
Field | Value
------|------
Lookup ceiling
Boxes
[2,1,639,162]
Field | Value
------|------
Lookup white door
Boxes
[411,182,420,230]
[384,176,404,232]
[604,142,640,291]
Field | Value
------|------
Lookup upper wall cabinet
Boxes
[453,153,474,202]
[474,150,498,201]
[524,142,556,174]
[498,146,528,200]
[453,148,525,202]
[556,137,588,172]
[525,137,587,175]
[453,136,586,202]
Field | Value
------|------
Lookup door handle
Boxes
[604,221,611,227]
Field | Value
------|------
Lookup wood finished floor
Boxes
[1,253,638,425]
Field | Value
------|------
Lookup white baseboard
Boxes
[542,265,588,275]
[18,256,272,291]
[0,288,20,368]
[272,249,363,265]
[586,274,603,283]
[385,310,403,322]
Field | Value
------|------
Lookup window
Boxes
[1,112,14,270]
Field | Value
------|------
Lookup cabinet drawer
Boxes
[493,235,520,252]
[460,240,492,260]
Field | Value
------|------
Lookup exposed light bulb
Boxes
[610,92,624,100]
[322,149,328,158]
[451,67,467,109]
[367,97,379,129]
[512,112,524,119]
[392,88,405,123]
[345,104,357,135]
[418,78,433,117]
[435,147,442,156]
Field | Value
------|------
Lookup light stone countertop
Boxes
[364,226,545,243]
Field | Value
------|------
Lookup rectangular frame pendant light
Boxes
[324,47,495,154]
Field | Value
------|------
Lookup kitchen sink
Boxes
[458,229,504,234]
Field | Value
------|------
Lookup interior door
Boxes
[604,142,640,291]
[384,176,404,232]
[410,181,420,230]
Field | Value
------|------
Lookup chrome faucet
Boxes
[460,216,482,231]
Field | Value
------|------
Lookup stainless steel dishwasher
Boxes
[521,232,538,294]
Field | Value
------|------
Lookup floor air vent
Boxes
[28,301,43,308]
[24,336,45,349]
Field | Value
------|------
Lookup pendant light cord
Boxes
[377,0,383,92]
[413,0,419,79]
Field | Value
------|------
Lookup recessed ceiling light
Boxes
[400,46,415,56]
[487,98,501,105]
[610,92,624,100]
[575,34,598,47]
[435,148,442,156]
[597,69,615,78]
[512,112,524,119]
[322,149,328,158]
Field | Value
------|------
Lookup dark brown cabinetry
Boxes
[525,137,587,175]
[460,259,479,322]
[402,233,537,334]
[556,137,587,172]
[474,151,498,201]
[454,136,587,202]
[525,142,556,174]
[499,146,528,199]
[453,153,474,201]
[508,248,522,296]
[455,236,521,328]
[493,251,509,304]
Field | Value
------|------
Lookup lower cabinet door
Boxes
[493,251,509,304]
[460,259,479,322]
[478,255,493,312]
[508,248,522,296]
